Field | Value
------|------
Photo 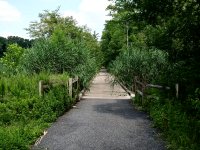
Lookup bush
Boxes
[20,28,100,88]
[132,86,200,150]
[20,36,81,74]
[133,93,200,150]
[0,73,74,149]
[0,44,24,75]
[109,47,169,89]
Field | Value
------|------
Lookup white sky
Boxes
[0,0,111,39]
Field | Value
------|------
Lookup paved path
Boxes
[33,69,166,150]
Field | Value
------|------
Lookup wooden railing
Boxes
[134,76,179,104]
[39,76,79,98]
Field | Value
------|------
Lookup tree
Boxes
[103,0,200,98]
[26,8,62,38]
[7,36,32,48]
[101,20,126,65]
[103,0,200,148]
[0,44,24,74]
[0,37,7,57]
[0,36,33,58]
[25,8,82,40]
[22,9,103,77]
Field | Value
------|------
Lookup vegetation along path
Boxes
[33,69,166,150]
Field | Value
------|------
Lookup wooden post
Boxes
[175,83,179,99]
[134,76,137,93]
[68,78,72,98]
[75,76,79,90]
[132,76,134,92]
[39,80,43,96]
[126,22,129,49]
[141,83,145,105]
[75,76,79,101]
[77,76,79,92]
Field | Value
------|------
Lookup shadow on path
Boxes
[93,99,147,120]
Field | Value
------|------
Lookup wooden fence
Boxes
[134,76,179,104]
[39,76,79,98]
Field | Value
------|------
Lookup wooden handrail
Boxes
[72,76,78,84]
[134,76,179,100]
[136,80,145,87]
[39,76,79,98]
[146,84,170,90]
[136,90,143,96]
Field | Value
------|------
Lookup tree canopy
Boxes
[102,0,200,93]
[0,36,32,58]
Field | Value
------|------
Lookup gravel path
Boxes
[33,70,166,150]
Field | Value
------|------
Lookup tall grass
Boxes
[0,73,74,149]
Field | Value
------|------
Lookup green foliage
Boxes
[0,36,32,58]
[23,9,102,85]
[184,88,200,120]
[0,44,24,75]
[25,8,99,43]
[0,121,48,150]
[0,8,102,149]
[101,21,124,65]
[133,88,200,150]
[109,47,168,89]
[105,0,200,95]
[20,35,76,74]
[104,0,200,149]
[20,27,100,86]
[0,36,7,57]
[0,73,73,149]
[7,36,33,49]
[25,8,62,38]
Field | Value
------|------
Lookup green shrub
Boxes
[109,47,168,89]
[19,27,100,88]
[0,120,49,150]
[133,88,200,150]
[0,44,24,75]
[0,73,75,149]
[20,27,100,75]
